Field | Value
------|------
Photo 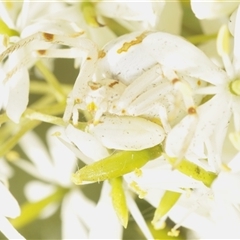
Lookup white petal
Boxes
[0,215,25,240]
[39,203,59,219]
[61,189,96,239]
[0,182,20,218]
[168,187,215,234]
[97,2,157,22]
[229,7,237,36]
[124,158,203,196]
[166,92,231,170]
[211,171,240,204]
[24,181,56,202]
[66,124,109,161]
[46,126,76,187]
[155,1,182,35]
[233,5,240,71]
[19,131,54,180]
[57,135,93,165]
[90,115,165,150]
[89,181,123,239]
[13,159,53,182]
[191,1,238,19]
[165,114,206,164]
[0,159,14,179]
[6,67,29,123]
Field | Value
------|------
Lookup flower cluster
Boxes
[0,1,240,239]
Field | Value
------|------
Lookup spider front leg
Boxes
[0,30,99,123]
[110,64,196,133]
[111,63,203,163]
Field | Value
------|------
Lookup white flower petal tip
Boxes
[0,215,26,240]
[24,181,56,202]
[6,69,29,123]
[89,182,123,239]
[65,124,109,161]
[190,1,239,20]
[217,25,231,57]
[211,171,240,204]
[89,116,165,150]
[0,182,20,218]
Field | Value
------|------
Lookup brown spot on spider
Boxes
[86,57,91,60]
[172,78,180,84]
[42,32,54,42]
[117,32,148,54]
[75,98,81,104]
[197,80,201,86]
[108,80,119,88]
[98,50,106,59]
[37,50,47,55]
[88,81,102,90]
[121,109,126,114]
[188,107,196,115]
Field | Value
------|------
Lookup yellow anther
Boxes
[87,102,97,112]
[129,181,147,199]
[51,131,61,137]
[134,168,142,177]
[230,79,240,96]
[5,151,19,161]
[217,25,230,57]
[4,1,13,10]
[168,228,180,237]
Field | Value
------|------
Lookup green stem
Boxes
[0,119,40,158]
[81,1,103,27]
[30,81,71,95]
[0,96,65,157]
[35,61,66,102]
[24,108,67,126]
[11,187,68,229]
[186,33,217,45]
[165,154,217,187]
[0,19,19,36]
[102,17,130,36]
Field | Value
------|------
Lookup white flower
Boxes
[14,126,89,237]
[15,126,124,238]
[168,151,240,239]
[0,1,70,122]
[0,159,25,239]
[63,124,164,239]
[165,7,240,172]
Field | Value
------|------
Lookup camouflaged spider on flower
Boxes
[62,30,227,152]
[0,28,226,152]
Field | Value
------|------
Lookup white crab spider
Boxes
[61,30,226,152]
[0,29,225,152]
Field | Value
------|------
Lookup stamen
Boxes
[126,191,154,240]
[217,25,235,78]
[229,132,240,151]
[129,181,147,199]
[229,79,240,96]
